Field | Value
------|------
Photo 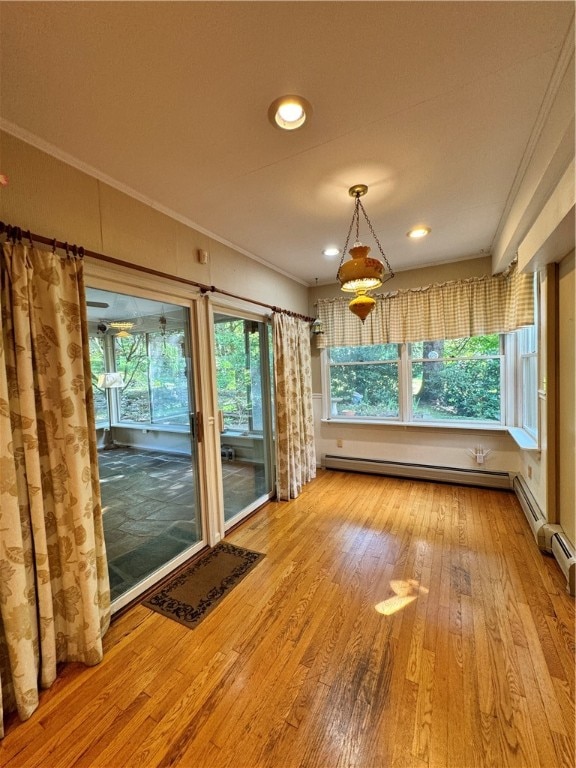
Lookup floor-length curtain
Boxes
[273,313,316,500]
[0,241,110,737]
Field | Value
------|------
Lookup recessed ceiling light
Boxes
[323,247,340,257]
[268,95,312,131]
[407,226,431,239]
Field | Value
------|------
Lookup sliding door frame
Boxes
[85,260,211,611]
[205,295,276,539]
[85,261,276,578]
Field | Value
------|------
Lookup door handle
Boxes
[190,411,204,443]
[218,409,225,433]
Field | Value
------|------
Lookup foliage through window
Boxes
[89,337,108,424]
[113,330,189,426]
[214,315,265,433]
[89,291,191,429]
[327,335,503,424]
[329,344,400,418]
[411,336,502,422]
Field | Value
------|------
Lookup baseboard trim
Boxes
[323,454,512,489]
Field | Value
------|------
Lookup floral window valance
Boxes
[316,262,534,348]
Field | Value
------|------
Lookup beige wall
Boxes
[558,250,575,546]
[511,119,574,527]
[0,131,309,315]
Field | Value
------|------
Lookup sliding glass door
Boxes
[213,312,275,527]
[87,287,204,609]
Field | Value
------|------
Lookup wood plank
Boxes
[515,644,561,768]
[517,602,567,736]
[410,647,435,763]
[428,606,449,768]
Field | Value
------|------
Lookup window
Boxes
[325,334,503,425]
[114,329,189,426]
[328,344,400,418]
[214,316,267,433]
[147,329,189,425]
[513,272,539,443]
[410,336,502,423]
[89,336,109,424]
[517,324,538,437]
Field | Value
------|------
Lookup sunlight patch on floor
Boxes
[375,578,429,616]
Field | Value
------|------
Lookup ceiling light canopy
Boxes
[268,95,312,131]
[337,184,394,322]
[407,226,431,239]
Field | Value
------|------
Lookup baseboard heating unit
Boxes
[323,455,512,489]
[513,474,575,596]
[551,532,576,596]
[513,474,546,543]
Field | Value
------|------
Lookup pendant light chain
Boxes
[338,197,360,271]
[337,194,394,279]
[357,199,395,278]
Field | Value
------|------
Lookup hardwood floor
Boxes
[2,470,574,767]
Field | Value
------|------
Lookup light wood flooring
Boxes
[2,470,574,767]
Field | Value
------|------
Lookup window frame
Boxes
[407,336,505,425]
[213,315,268,435]
[322,334,507,428]
[517,325,538,438]
[112,327,191,429]
[509,272,540,448]
[326,343,402,421]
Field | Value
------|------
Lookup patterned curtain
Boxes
[316,262,534,348]
[0,242,110,737]
[273,313,316,500]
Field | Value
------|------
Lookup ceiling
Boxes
[1,2,573,286]
[85,287,180,326]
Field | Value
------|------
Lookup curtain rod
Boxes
[0,221,315,323]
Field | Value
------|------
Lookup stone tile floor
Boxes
[98,447,267,600]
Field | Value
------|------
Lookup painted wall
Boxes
[0,131,309,316]
[488,46,574,523]
[512,156,574,523]
[558,250,575,546]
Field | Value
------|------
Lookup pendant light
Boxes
[337,184,394,322]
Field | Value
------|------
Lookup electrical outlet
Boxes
[336,438,343,448]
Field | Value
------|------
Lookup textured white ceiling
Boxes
[1,2,573,285]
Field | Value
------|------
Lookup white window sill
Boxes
[321,418,508,433]
[113,422,190,434]
[508,427,540,451]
